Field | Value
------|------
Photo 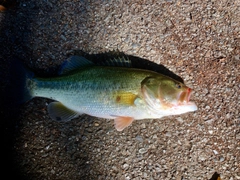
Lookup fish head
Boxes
[141,76,197,113]
[159,78,192,105]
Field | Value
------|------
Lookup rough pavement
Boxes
[0,0,239,179]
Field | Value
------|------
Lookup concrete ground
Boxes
[0,0,239,179]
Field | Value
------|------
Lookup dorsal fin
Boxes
[97,57,132,67]
[58,56,94,75]
[59,55,132,75]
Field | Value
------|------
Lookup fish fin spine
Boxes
[98,56,132,67]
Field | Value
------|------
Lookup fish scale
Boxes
[32,67,150,118]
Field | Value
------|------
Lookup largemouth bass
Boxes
[18,56,197,131]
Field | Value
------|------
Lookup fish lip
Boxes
[187,88,192,102]
[178,88,192,104]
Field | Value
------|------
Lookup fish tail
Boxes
[3,58,34,108]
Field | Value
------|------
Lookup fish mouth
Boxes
[178,88,192,104]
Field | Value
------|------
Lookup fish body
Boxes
[23,56,197,131]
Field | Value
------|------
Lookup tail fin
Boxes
[2,58,34,108]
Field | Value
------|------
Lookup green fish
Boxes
[15,56,197,131]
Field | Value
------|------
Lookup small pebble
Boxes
[165,132,172,137]
[135,135,143,142]
[176,117,183,123]
[220,156,225,162]
[94,122,99,126]
[51,169,55,174]
[139,148,148,154]
[123,164,129,170]
[152,134,157,139]
[141,123,146,129]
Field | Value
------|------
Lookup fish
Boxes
[12,56,197,131]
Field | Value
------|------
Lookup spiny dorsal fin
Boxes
[58,56,94,75]
[47,102,79,121]
[97,57,132,67]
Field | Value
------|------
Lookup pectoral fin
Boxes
[115,91,138,106]
[47,102,79,122]
[114,117,134,131]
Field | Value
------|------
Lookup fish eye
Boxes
[175,83,182,89]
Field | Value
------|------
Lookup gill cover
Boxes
[141,76,189,110]
[141,77,162,109]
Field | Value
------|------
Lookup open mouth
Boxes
[178,88,192,103]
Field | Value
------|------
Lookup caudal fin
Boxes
[2,58,34,108]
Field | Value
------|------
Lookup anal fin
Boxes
[47,102,79,122]
[114,116,134,131]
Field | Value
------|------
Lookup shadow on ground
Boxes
[0,1,36,179]
[0,7,184,180]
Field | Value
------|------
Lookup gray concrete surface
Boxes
[0,0,239,179]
